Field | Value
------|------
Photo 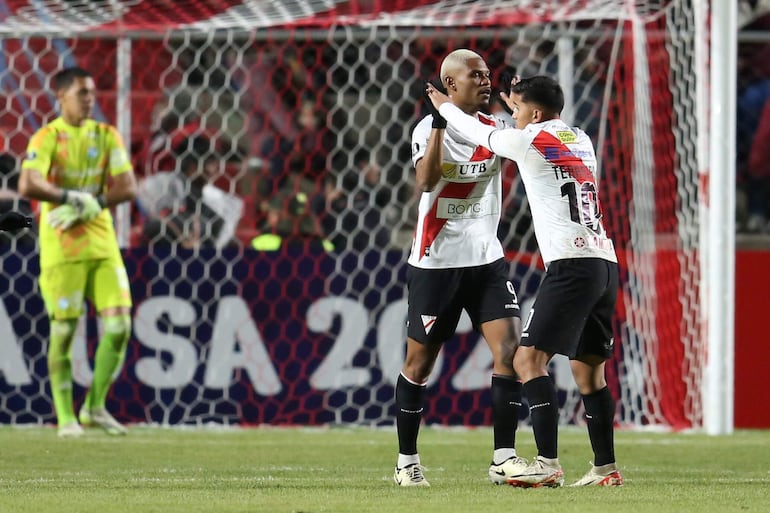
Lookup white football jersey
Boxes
[439,103,617,266]
[409,112,508,268]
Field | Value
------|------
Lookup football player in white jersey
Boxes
[394,49,526,488]
[425,75,624,488]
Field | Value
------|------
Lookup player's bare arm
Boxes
[414,132,445,191]
[18,167,69,204]
[415,80,449,192]
[102,170,137,208]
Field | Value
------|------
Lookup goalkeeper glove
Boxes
[62,190,103,222]
[0,211,33,232]
[423,79,447,129]
[48,204,81,231]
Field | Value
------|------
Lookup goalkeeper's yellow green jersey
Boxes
[22,117,132,268]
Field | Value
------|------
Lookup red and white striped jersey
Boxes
[409,112,509,269]
[438,103,617,266]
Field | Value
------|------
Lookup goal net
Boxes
[0,0,706,430]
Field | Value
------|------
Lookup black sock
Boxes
[582,387,616,466]
[396,373,426,456]
[523,375,559,459]
[491,374,521,451]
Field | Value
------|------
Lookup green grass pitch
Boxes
[0,425,768,513]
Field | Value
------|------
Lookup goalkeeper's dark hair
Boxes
[511,75,564,116]
[52,67,92,92]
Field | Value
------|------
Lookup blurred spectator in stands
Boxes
[736,65,770,187]
[260,97,333,198]
[240,46,326,154]
[736,12,770,231]
[0,153,36,247]
[251,191,333,252]
[746,98,770,232]
[136,135,242,248]
[135,87,244,176]
[133,109,185,177]
[133,84,204,177]
[311,151,391,251]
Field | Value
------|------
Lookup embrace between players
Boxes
[394,49,623,488]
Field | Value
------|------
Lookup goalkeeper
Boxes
[18,67,137,438]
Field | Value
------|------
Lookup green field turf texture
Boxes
[0,426,768,513]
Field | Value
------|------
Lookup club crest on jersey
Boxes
[26,151,36,160]
[574,236,586,248]
[556,130,577,143]
[421,315,437,335]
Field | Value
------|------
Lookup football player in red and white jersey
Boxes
[394,49,526,487]
[426,75,624,488]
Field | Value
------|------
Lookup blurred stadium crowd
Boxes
[0,8,769,247]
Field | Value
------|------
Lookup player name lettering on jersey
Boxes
[436,195,499,220]
[552,163,595,182]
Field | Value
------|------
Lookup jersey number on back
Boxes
[561,181,601,233]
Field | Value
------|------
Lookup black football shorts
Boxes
[406,258,520,345]
[520,257,619,359]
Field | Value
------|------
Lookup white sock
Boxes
[493,448,516,464]
[397,453,420,469]
[537,455,560,466]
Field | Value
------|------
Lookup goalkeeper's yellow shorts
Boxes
[39,257,132,320]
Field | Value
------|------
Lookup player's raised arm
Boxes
[414,82,447,192]
[425,82,526,163]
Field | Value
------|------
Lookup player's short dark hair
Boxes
[511,75,564,115]
[52,67,92,92]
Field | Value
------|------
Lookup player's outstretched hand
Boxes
[499,72,521,106]
[0,211,33,232]
[423,79,448,129]
[48,204,81,231]
[64,190,102,221]
[498,67,518,97]
[424,81,453,129]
